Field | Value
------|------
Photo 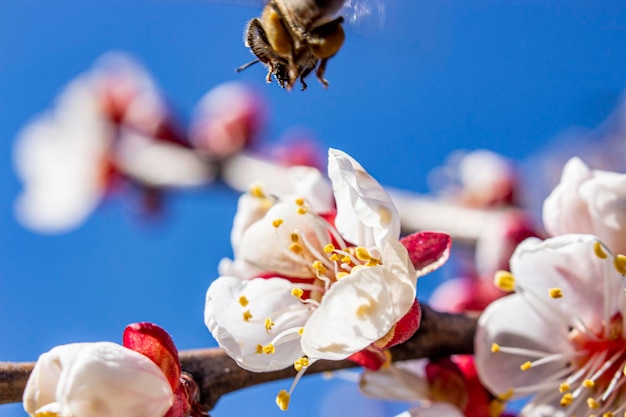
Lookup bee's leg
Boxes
[246,18,270,47]
[315,58,329,88]
[299,66,315,91]
[265,67,274,84]
[245,18,276,66]
[236,59,260,73]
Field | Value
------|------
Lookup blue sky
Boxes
[2,1,626,416]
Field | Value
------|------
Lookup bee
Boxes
[236,0,347,90]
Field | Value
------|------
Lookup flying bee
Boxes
[236,0,348,90]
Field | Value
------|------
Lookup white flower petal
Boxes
[23,343,91,415]
[301,240,416,360]
[511,234,622,330]
[24,342,173,417]
[475,294,573,396]
[580,169,626,255]
[285,165,334,213]
[60,343,173,417]
[542,157,594,238]
[328,148,400,248]
[396,403,465,417]
[360,359,430,401]
[205,276,310,371]
[239,201,324,278]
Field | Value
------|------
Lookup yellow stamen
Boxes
[494,270,516,292]
[614,254,626,275]
[238,296,249,307]
[255,344,263,354]
[341,255,351,264]
[291,288,304,299]
[312,260,326,274]
[603,412,615,417]
[294,197,305,206]
[329,253,340,262]
[365,258,380,267]
[491,343,501,353]
[549,288,564,299]
[290,233,299,242]
[265,318,275,331]
[335,272,348,280]
[583,379,595,389]
[298,327,304,335]
[242,310,252,322]
[276,389,290,411]
[324,244,335,254]
[297,207,308,215]
[559,383,570,393]
[249,184,265,198]
[294,357,309,371]
[263,344,275,354]
[520,361,532,371]
[497,389,514,401]
[488,399,506,417]
[594,241,608,259]
[355,247,371,261]
[560,393,573,407]
[289,243,303,254]
[35,413,59,417]
[272,218,284,228]
[588,398,600,409]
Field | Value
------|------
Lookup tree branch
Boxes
[0,305,477,410]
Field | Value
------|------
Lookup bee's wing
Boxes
[176,0,391,33]
[341,0,389,33]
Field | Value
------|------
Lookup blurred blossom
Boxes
[189,82,265,158]
[429,150,517,208]
[475,234,626,417]
[393,403,465,417]
[218,128,325,195]
[543,157,626,255]
[13,52,214,233]
[361,356,511,417]
[264,128,325,169]
[430,210,539,314]
[205,148,450,411]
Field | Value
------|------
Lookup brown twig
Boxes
[0,305,477,409]
[0,362,34,406]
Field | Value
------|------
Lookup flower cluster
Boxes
[205,148,450,410]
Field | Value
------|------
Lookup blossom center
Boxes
[271,197,383,301]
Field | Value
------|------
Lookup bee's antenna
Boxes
[236,60,260,73]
